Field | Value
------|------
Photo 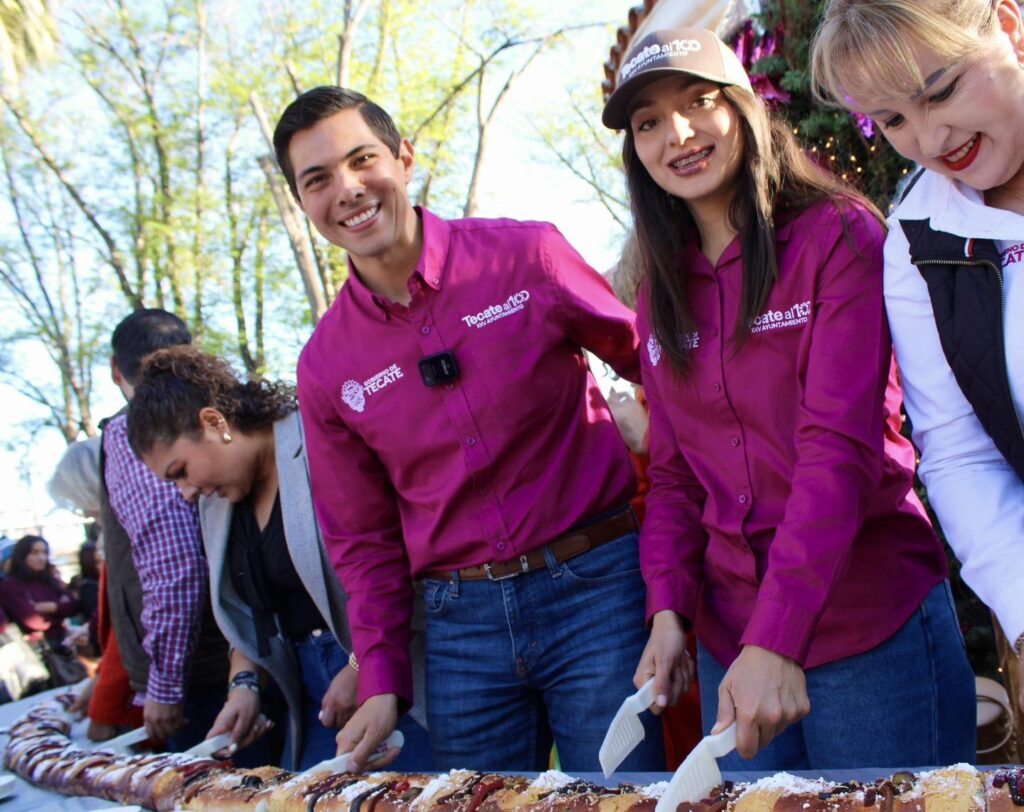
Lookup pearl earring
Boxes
[222,431,233,443]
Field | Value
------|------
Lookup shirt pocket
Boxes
[468,332,566,430]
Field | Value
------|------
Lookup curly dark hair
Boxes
[126,346,297,457]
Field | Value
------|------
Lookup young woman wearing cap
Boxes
[603,26,976,768]
[125,346,431,771]
[810,0,1024,713]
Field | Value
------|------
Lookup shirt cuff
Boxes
[740,595,816,665]
[989,579,1024,657]
[357,649,413,712]
[644,571,699,626]
[145,669,185,706]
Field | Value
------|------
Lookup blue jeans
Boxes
[424,532,664,772]
[293,631,433,771]
[696,581,976,769]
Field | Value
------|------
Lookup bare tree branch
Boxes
[0,87,141,307]
[336,0,372,88]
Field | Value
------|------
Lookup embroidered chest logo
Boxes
[647,334,662,367]
[682,331,700,350]
[750,300,812,334]
[1001,243,1024,268]
[340,364,405,413]
[460,290,530,329]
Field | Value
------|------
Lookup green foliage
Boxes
[1,0,624,441]
[738,0,914,212]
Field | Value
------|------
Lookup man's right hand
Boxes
[335,693,400,771]
[633,609,693,714]
[143,698,185,741]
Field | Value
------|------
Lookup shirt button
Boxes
[420,325,431,335]
[496,542,507,552]
[430,277,439,285]
[445,383,454,391]
[738,494,748,505]
[731,437,740,447]
[478,486,489,496]
[713,383,722,393]
[466,437,477,447]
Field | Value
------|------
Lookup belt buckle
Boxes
[485,555,530,582]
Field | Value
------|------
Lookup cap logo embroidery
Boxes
[620,38,703,82]
[340,364,405,412]
[647,334,662,367]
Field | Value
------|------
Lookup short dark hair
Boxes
[273,86,402,199]
[111,309,191,385]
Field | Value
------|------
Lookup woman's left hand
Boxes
[712,644,810,760]
[319,664,358,728]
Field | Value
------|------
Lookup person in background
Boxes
[126,346,431,770]
[100,309,236,754]
[69,541,100,627]
[602,26,975,768]
[810,0,1024,714]
[48,435,142,738]
[0,537,16,577]
[0,536,79,645]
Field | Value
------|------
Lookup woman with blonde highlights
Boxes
[603,25,975,768]
[812,0,1024,708]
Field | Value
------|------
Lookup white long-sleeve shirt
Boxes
[885,168,1024,644]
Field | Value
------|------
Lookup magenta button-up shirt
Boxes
[638,200,947,671]
[298,209,640,705]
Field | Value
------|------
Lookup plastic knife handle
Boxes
[706,722,737,757]
[626,677,656,713]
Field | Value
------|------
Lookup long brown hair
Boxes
[624,85,884,372]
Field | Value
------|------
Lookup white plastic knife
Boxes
[655,723,737,812]
[302,729,405,774]
[598,677,655,778]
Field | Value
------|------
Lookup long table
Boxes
[0,687,998,810]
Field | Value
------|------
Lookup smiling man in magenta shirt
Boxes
[273,86,667,772]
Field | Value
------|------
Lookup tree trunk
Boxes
[257,154,328,321]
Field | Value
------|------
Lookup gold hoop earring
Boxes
[222,431,233,443]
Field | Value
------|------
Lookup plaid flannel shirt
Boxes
[103,414,207,705]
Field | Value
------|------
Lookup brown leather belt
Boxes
[424,508,638,582]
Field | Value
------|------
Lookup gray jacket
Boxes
[199,410,426,769]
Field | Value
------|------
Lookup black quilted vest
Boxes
[897,214,1024,483]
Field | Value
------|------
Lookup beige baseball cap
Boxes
[602,28,754,130]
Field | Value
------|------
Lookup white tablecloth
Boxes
[0,686,129,811]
